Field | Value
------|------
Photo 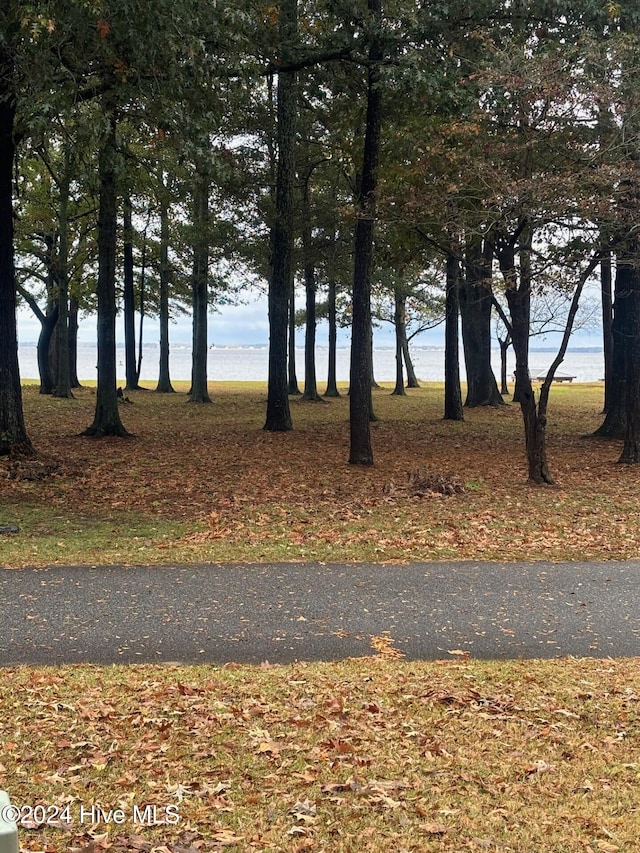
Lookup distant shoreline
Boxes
[17,342,605,354]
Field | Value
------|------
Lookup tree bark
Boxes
[18,276,56,395]
[444,251,464,420]
[324,278,340,397]
[264,0,296,430]
[617,253,640,462]
[69,295,81,388]
[402,334,420,388]
[391,288,406,395]
[498,335,511,395]
[156,180,175,394]
[507,286,552,484]
[137,238,147,383]
[82,105,129,437]
[288,279,300,394]
[0,50,33,455]
[497,232,553,485]
[349,0,382,464]
[368,320,380,391]
[38,306,57,394]
[600,252,614,414]
[460,237,503,407]
[122,195,141,390]
[190,166,211,403]
[302,221,321,401]
[593,258,628,438]
[53,161,72,398]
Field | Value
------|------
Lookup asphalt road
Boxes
[1,561,639,665]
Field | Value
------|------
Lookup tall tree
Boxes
[460,237,503,407]
[190,161,211,403]
[444,250,463,421]
[82,101,129,436]
[0,17,33,455]
[349,0,382,465]
[264,0,297,431]
[122,194,141,390]
[155,173,175,394]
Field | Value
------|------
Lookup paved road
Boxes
[1,561,639,665]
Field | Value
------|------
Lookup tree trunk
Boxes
[302,223,322,403]
[498,237,553,485]
[0,53,33,455]
[122,195,140,390]
[53,163,72,398]
[402,335,420,388]
[498,336,511,395]
[288,280,300,395]
[444,251,464,420]
[460,237,503,407]
[617,254,640,462]
[593,258,628,438]
[349,0,382,465]
[391,288,406,395]
[368,320,380,390]
[190,166,211,403]
[156,182,175,394]
[32,235,57,394]
[325,278,340,397]
[69,295,81,388]
[600,252,614,414]
[37,303,57,395]
[82,106,129,437]
[508,289,553,483]
[264,0,296,430]
[137,239,147,383]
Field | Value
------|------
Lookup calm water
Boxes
[18,343,605,385]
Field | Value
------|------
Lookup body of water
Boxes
[18,343,605,385]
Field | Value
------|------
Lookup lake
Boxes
[17,343,605,385]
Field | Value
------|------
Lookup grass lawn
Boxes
[1,382,638,852]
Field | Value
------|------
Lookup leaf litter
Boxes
[2,383,639,566]
[1,383,639,850]
[0,658,638,852]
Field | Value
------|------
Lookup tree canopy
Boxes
[3,0,640,480]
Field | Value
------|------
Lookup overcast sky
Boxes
[17,294,603,350]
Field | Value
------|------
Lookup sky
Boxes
[16,292,604,351]
[17,296,417,349]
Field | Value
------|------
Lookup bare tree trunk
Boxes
[600,252,613,414]
[496,230,553,484]
[136,239,147,383]
[302,238,321,401]
[123,195,141,390]
[402,335,420,388]
[460,237,503,407]
[498,336,511,395]
[391,288,406,395]
[69,296,81,388]
[156,180,175,394]
[349,0,382,465]
[593,257,628,439]
[324,279,340,397]
[444,251,463,420]
[190,164,211,403]
[617,253,640,462]
[82,104,129,437]
[0,48,33,455]
[288,280,300,395]
[265,0,296,430]
[53,161,72,398]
